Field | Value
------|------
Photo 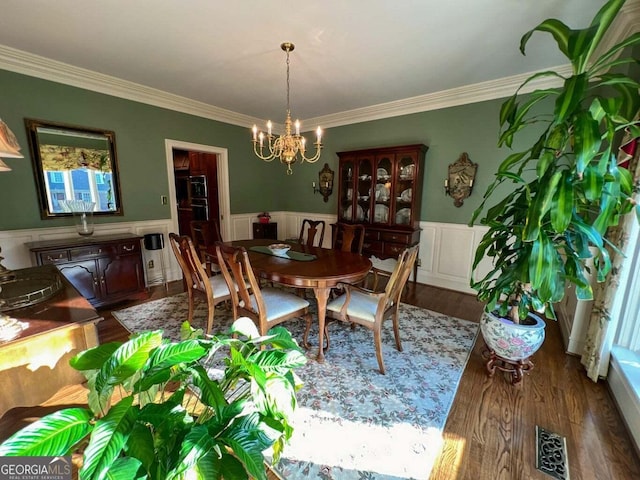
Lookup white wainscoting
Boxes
[1,215,490,295]
[229,211,337,249]
[417,221,490,294]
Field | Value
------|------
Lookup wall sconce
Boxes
[313,163,334,202]
[445,152,478,207]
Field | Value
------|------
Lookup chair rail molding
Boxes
[0,219,179,287]
[2,216,490,295]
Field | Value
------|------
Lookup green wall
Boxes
[0,67,538,230]
[0,69,281,230]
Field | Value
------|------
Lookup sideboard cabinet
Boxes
[335,144,427,262]
[27,233,147,308]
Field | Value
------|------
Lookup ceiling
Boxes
[1,1,638,129]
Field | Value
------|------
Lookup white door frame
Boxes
[164,139,231,240]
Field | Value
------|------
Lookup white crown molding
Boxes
[0,45,262,129]
[1,0,638,131]
[307,65,573,129]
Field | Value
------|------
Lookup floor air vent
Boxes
[536,426,569,479]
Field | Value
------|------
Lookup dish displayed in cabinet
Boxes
[395,208,411,224]
[399,164,415,179]
[375,184,390,201]
[345,204,365,221]
[374,204,389,222]
[400,188,412,202]
[377,168,389,179]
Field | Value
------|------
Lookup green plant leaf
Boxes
[221,435,266,480]
[71,342,121,371]
[0,408,92,456]
[571,216,604,249]
[250,348,307,372]
[219,454,248,480]
[520,18,571,58]
[582,164,605,202]
[499,94,517,127]
[568,25,599,70]
[554,74,587,123]
[573,110,602,175]
[168,424,216,480]
[191,450,223,480]
[80,397,138,480]
[104,457,144,480]
[590,33,640,74]
[551,171,574,233]
[124,423,156,474]
[188,364,227,415]
[135,340,208,392]
[582,0,626,68]
[94,330,163,397]
[260,326,304,351]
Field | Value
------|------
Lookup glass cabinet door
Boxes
[373,154,393,224]
[339,159,355,222]
[393,152,417,226]
[355,156,373,223]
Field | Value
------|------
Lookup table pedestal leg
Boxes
[313,286,331,363]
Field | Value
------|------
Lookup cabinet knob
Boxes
[122,245,135,252]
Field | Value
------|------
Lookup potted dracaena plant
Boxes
[469,0,640,381]
[0,318,306,480]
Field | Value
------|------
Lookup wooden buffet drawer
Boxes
[363,240,384,256]
[70,245,112,260]
[38,249,69,264]
[364,230,380,241]
[118,242,140,254]
[384,243,407,257]
[381,231,412,244]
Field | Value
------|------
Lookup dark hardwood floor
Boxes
[2,281,639,479]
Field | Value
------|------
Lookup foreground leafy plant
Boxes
[470,0,640,323]
[0,318,307,480]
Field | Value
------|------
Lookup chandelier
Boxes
[252,42,322,175]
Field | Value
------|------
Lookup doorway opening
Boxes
[164,140,230,241]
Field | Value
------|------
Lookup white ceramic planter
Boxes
[480,310,546,361]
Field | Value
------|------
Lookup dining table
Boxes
[206,238,372,362]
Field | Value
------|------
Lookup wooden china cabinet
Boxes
[335,144,427,271]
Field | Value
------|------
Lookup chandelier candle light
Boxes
[252,42,322,175]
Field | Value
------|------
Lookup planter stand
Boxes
[482,344,534,385]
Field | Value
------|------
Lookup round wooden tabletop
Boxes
[226,239,372,288]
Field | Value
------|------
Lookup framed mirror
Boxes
[25,119,123,218]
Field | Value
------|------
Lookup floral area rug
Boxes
[113,293,479,479]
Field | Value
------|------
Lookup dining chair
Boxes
[169,233,232,334]
[298,219,326,247]
[215,242,313,341]
[332,223,365,254]
[325,244,419,374]
[190,220,222,275]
